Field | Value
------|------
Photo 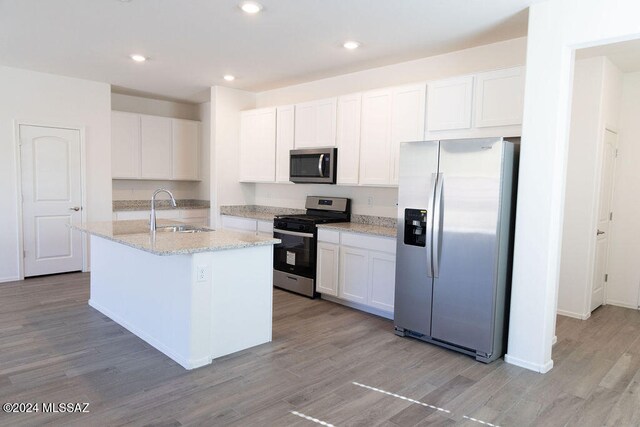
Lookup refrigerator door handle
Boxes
[426,173,437,278]
[432,173,444,278]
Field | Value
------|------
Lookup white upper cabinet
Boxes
[336,93,362,185]
[390,83,426,184]
[111,111,140,179]
[239,107,277,182]
[294,97,337,148]
[275,105,294,183]
[172,119,200,180]
[359,84,426,186]
[359,89,393,186]
[141,115,173,179]
[473,66,525,128]
[426,75,474,131]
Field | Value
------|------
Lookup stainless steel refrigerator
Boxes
[394,137,519,363]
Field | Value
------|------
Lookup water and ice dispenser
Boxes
[403,208,427,247]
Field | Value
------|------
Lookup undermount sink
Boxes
[154,225,212,234]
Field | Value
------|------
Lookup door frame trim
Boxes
[14,120,88,280]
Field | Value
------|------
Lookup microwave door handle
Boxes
[318,154,325,177]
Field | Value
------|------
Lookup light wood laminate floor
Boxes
[1,272,640,426]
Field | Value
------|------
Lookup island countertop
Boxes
[73,220,280,256]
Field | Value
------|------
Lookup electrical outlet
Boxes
[367,196,374,206]
[196,265,207,282]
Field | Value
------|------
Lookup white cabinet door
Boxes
[339,246,369,304]
[172,119,200,180]
[473,66,525,128]
[336,93,362,185]
[294,98,337,148]
[317,242,339,296]
[359,89,392,186]
[390,83,426,184]
[275,105,294,183]
[239,108,277,182]
[220,215,257,232]
[257,220,274,235]
[111,111,140,178]
[368,250,396,312]
[141,115,173,179]
[426,76,474,131]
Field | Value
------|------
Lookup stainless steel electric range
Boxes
[273,196,350,298]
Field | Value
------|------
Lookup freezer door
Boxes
[431,138,505,354]
[394,140,439,336]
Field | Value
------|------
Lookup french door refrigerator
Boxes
[394,137,519,363]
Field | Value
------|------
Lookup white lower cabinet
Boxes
[339,246,369,304]
[316,242,339,296]
[219,216,274,236]
[317,230,396,317]
[115,209,209,226]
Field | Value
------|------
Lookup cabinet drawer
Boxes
[318,229,340,244]
[220,215,257,232]
[341,232,396,254]
[257,220,274,234]
[180,209,209,219]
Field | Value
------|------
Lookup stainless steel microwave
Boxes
[289,148,337,184]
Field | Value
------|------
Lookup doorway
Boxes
[19,124,84,277]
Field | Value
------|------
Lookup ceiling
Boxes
[0,0,538,103]
[577,39,640,72]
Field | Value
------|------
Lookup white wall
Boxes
[607,71,640,308]
[558,57,622,319]
[0,66,112,282]
[111,93,200,120]
[505,0,640,373]
[210,86,257,227]
[250,37,527,217]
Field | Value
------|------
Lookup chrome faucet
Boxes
[150,189,177,232]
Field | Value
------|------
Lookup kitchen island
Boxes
[74,220,280,370]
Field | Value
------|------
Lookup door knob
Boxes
[70,207,81,212]
[597,230,604,235]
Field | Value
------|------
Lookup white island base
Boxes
[89,235,273,369]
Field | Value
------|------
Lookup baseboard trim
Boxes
[557,309,591,320]
[605,300,640,310]
[505,354,554,373]
[88,299,211,370]
[0,276,21,284]
[321,294,393,320]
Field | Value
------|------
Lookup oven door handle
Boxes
[273,228,314,238]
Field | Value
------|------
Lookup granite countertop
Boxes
[113,199,210,212]
[317,222,397,238]
[220,205,305,221]
[72,220,280,256]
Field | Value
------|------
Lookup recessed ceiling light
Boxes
[224,75,236,82]
[130,54,147,62]
[343,41,361,50]
[239,1,263,14]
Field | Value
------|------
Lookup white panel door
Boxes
[339,246,369,304]
[141,115,173,179]
[172,119,200,180]
[368,250,396,312]
[336,93,362,185]
[275,105,295,183]
[359,89,393,185]
[591,130,618,311]
[473,67,525,128]
[111,111,140,178]
[390,83,426,184]
[426,75,474,131]
[20,125,83,277]
[317,242,339,296]
[239,108,276,182]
